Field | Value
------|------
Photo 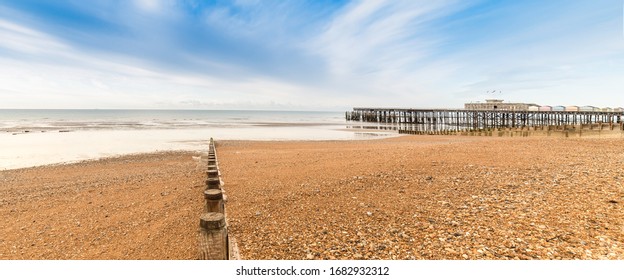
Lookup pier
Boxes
[346,108,624,133]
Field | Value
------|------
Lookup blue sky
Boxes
[0,0,622,110]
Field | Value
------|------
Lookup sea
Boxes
[0,109,398,170]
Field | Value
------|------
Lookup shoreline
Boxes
[0,126,397,170]
[5,127,621,171]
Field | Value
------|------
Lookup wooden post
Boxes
[206,177,221,189]
[199,212,227,260]
[207,169,219,178]
[204,189,224,214]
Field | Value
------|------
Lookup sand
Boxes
[217,136,624,260]
[0,152,205,259]
[1,136,623,259]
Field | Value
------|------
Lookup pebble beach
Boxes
[1,136,623,259]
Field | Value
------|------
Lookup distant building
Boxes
[463,100,620,113]
[580,106,599,112]
[464,99,539,111]
[565,106,579,112]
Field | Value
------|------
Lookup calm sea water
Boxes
[0,109,347,131]
[0,109,397,169]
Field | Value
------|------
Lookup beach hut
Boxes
[552,106,565,111]
[565,106,579,112]
[580,106,598,112]
[539,106,552,112]
[528,105,540,111]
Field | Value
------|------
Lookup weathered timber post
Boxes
[197,138,240,259]
[204,189,224,214]
[206,177,221,189]
[199,212,227,260]
[207,169,219,178]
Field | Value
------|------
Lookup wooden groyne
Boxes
[346,108,624,133]
[198,138,240,260]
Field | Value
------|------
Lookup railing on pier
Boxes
[346,108,624,133]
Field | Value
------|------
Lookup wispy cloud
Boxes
[0,19,68,55]
[0,0,622,109]
[316,1,455,76]
[311,0,477,106]
[311,0,624,107]
[444,1,624,106]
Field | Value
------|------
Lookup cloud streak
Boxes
[0,0,622,109]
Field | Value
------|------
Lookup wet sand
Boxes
[1,136,623,259]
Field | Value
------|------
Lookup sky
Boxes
[0,0,622,110]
